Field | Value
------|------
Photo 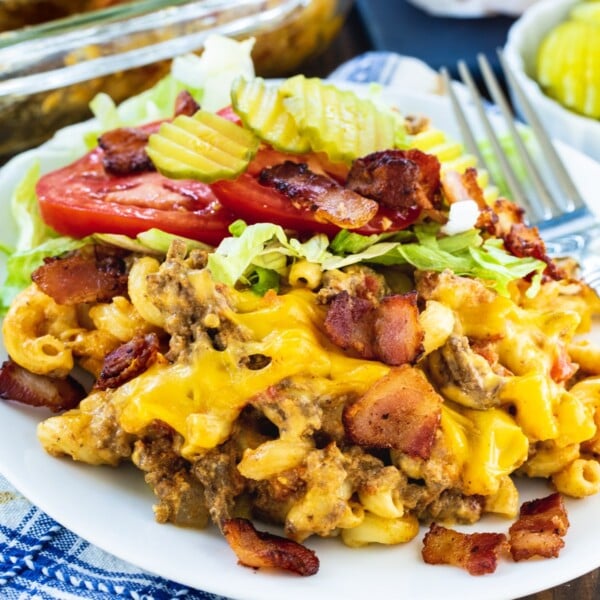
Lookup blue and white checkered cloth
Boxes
[0,51,438,600]
[0,481,222,599]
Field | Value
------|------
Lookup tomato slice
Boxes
[36,146,236,246]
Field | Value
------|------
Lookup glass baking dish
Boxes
[0,0,352,161]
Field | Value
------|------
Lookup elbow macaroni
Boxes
[6,246,600,552]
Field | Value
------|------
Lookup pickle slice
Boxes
[231,76,311,154]
[537,20,600,119]
[146,110,259,182]
[571,2,600,24]
[279,75,399,163]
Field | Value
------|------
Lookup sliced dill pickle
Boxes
[231,76,310,154]
[537,20,600,119]
[570,1,600,24]
[146,110,259,182]
[279,75,399,163]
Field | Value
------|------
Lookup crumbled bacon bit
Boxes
[504,223,565,280]
[222,518,319,576]
[94,333,161,390]
[323,291,375,357]
[259,161,378,229]
[508,493,569,562]
[422,523,508,575]
[0,359,85,412]
[373,293,424,366]
[98,127,154,175]
[31,245,129,305]
[346,149,441,211]
[174,90,200,117]
[343,364,442,458]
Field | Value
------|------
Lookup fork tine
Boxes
[477,53,557,221]
[454,59,532,216]
[440,68,489,169]
[497,48,586,213]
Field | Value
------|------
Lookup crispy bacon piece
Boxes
[323,292,375,356]
[98,127,154,175]
[174,90,200,117]
[94,333,160,390]
[346,149,441,211]
[508,493,569,562]
[31,245,129,305]
[492,198,525,234]
[477,198,563,280]
[222,518,319,576]
[259,161,378,228]
[323,291,423,365]
[504,223,564,280]
[343,364,442,458]
[0,359,85,412]
[373,293,424,366]
[422,523,508,575]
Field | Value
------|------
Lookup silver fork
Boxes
[440,50,600,292]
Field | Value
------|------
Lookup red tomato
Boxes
[36,146,236,246]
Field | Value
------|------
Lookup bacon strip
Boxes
[343,364,442,458]
[346,149,441,211]
[422,523,508,575]
[508,493,569,562]
[31,245,129,305]
[324,291,423,366]
[258,161,378,228]
[94,333,160,390]
[0,359,85,412]
[222,518,319,576]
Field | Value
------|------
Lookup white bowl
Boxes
[504,0,600,162]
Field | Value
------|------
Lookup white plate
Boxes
[1,88,600,600]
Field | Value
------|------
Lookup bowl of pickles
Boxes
[504,0,600,162]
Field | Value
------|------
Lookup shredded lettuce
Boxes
[250,266,280,296]
[207,221,546,298]
[11,163,57,252]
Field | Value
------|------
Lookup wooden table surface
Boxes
[299,4,600,600]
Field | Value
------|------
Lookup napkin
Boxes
[0,50,439,600]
